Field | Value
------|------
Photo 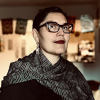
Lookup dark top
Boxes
[0,79,63,100]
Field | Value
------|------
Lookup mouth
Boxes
[54,40,65,44]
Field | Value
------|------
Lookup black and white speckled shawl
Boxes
[1,50,94,100]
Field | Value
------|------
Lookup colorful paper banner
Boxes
[80,14,94,33]
[15,18,28,35]
[1,18,13,34]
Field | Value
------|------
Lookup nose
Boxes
[57,27,64,36]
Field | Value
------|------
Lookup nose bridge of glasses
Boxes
[58,25,65,34]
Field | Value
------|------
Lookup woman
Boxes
[0,7,94,100]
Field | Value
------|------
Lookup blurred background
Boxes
[0,0,100,96]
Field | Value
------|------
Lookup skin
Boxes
[32,12,70,65]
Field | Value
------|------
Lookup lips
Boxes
[54,40,65,44]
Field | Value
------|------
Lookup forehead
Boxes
[41,12,67,25]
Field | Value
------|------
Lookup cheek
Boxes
[38,30,46,42]
[38,33,51,48]
[65,34,70,42]
[39,31,54,43]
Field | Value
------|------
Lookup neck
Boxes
[40,49,60,65]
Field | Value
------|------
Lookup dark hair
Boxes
[33,7,67,30]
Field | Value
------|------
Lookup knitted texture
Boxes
[1,50,94,100]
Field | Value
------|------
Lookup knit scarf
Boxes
[2,50,94,100]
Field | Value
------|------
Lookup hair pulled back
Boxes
[33,7,67,30]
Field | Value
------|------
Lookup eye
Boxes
[49,24,55,29]
[63,26,68,30]
[48,23,57,29]
[63,24,72,30]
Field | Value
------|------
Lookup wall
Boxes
[0,5,100,87]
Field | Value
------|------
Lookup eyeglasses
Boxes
[38,21,73,33]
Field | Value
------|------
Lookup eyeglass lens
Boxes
[48,23,59,32]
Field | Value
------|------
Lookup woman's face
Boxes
[37,12,70,55]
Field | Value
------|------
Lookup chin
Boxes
[55,49,66,55]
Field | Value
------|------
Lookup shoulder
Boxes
[63,58,88,87]
[11,51,35,65]
[64,59,94,99]
[9,51,35,71]
[1,51,36,87]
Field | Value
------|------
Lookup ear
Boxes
[32,28,39,42]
